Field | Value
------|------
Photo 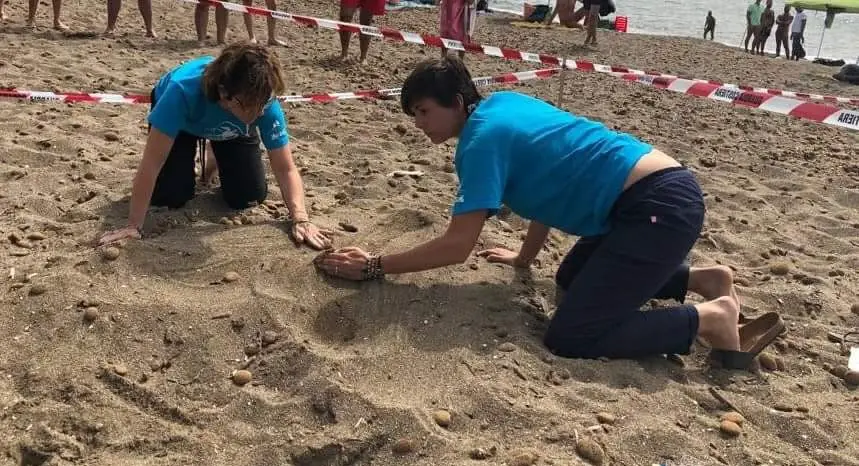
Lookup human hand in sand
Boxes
[314,247,376,280]
[477,247,529,268]
[291,221,333,250]
[98,225,141,246]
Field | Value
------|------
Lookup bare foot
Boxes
[247,36,258,44]
[689,265,734,301]
[26,18,36,29]
[145,29,157,38]
[1,11,8,21]
[53,21,69,31]
[697,296,741,351]
[103,28,116,37]
[268,38,287,46]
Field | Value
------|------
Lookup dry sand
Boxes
[3,0,859,465]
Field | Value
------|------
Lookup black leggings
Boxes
[149,91,267,210]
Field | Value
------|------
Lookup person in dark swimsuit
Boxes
[754,0,774,55]
[703,11,715,40]
[774,5,792,58]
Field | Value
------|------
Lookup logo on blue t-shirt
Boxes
[203,121,247,141]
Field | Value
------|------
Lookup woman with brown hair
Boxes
[98,42,331,250]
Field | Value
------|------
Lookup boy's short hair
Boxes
[400,56,483,116]
[202,41,286,109]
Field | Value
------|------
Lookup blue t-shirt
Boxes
[452,91,652,237]
[148,56,289,150]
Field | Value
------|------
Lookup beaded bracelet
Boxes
[363,254,385,280]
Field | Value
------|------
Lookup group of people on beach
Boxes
[744,0,807,60]
[94,39,784,369]
[705,1,807,60]
[0,0,481,62]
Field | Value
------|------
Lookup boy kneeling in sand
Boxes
[99,42,331,250]
[316,57,783,368]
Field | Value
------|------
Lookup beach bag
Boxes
[599,0,615,17]
[476,0,488,11]
[834,64,859,85]
[526,4,550,22]
[794,42,806,59]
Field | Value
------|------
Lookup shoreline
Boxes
[485,6,857,63]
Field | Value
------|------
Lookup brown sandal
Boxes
[697,312,774,349]
[709,312,785,370]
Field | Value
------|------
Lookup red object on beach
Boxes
[614,15,627,33]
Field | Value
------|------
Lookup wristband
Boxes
[362,254,385,280]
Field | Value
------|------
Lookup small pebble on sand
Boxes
[575,438,605,465]
[719,420,742,437]
[720,412,745,426]
[262,331,279,346]
[338,222,358,233]
[832,365,849,378]
[843,371,859,386]
[508,449,538,466]
[469,447,495,460]
[773,403,793,412]
[102,247,121,261]
[391,438,416,454]
[83,307,99,322]
[26,232,46,241]
[113,364,128,376]
[758,353,778,371]
[596,412,617,425]
[498,342,517,352]
[232,369,252,386]
[433,409,451,428]
[775,356,786,371]
[28,284,47,296]
[149,359,163,372]
[769,263,790,275]
[223,271,240,283]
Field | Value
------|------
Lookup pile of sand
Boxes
[2,1,859,464]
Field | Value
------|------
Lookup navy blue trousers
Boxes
[544,167,705,359]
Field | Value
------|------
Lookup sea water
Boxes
[488,0,858,62]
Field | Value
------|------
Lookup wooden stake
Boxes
[555,60,570,109]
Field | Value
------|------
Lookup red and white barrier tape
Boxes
[0,67,559,105]
[184,0,859,108]
[614,73,859,132]
[0,89,150,105]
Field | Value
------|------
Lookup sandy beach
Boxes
[2,0,859,464]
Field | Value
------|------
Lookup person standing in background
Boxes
[104,0,155,37]
[15,0,68,30]
[703,10,715,40]
[545,0,581,28]
[790,6,807,60]
[241,0,287,46]
[339,0,387,63]
[744,0,763,53]
[774,4,793,58]
[753,0,774,55]
[583,0,601,46]
[439,0,476,58]
[195,1,229,45]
